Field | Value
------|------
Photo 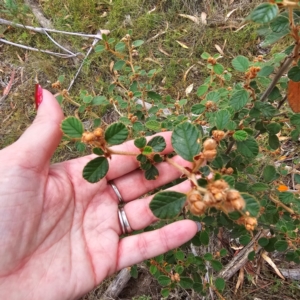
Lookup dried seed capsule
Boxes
[226,189,241,202]
[203,138,217,151]
[203,149,217,161]
[82,132,95,143]
[212,130,225,141]
[190,201,206,215]
[225,167,234,175]
[188,190,202,203]
[231,198,245,211]
[93,128,104,137]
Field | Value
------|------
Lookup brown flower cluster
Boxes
[171,273,180,282]
[187,179,246,219]
[202,138,217,162]
[82,128,105,147]
[207,57,217,65]
[245,66,261,80]
[237,215,258,231]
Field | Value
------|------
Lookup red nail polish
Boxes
[35,84,43,110]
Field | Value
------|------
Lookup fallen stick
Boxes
[217,231,263,281]
[101,268,131,299]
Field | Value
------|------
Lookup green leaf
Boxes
[250,183,269,192]
[61,117,84,138]
[94,45,105,53]
[201,52,210,59]
[148,91,162,101]
[147,136,166,152]
[213,63,224,75]
[248,251,255,261]
[145,165,159,180]
[211,260,223,271]
[215,109,230,130]
[266,123,281,135]
[172,122,201,162]
[115,42,126,52]
[236,138,259,158]
[161,289,170,298]
[215,278,225,292]
[145,120,161,131]
[149,265,158,275]
[274,240,288,252]
[83,157,109,183]
[270,15,289,33]
[150,191,186,219]
[113,60,126,71]
[232,55,249,72]
[204,253,213,261]
[249,3,279,24]
[288,66,300,82]
[58,75,65,83]
[258,237,269,247]
[278,192,294,204]
[241,193,260,217]
[197,84,209,97]
[134,137,147,148]
[179,277,194,289]
[290,114,300,127]
[56,94,63,105]
[258,65,274,77]
[93,147,104,155]
[132,40,144,47]
[220,249,228,257]
[142,146,153,155]
[75,141,86,152]
[105,123,128,145]
[200,230,209,245]
[153,154,163,163]
[175,250,185,261]
[240,235,251,245]
[157,275,171,286]
[83,95,93,103]
[230,89,249,111]
[269,134,280,150]
[222,175,235,188]
[233,130,248,141]
[263,165,277,182]
[191,104,206,115]
[92,96,109,106]
[193,282,203,293]
[130,265,138,279]
[295,174,300,184]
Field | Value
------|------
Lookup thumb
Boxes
[16,87,64,171]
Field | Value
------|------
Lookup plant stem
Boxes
[108,148,140,156]
[269,194,295,215]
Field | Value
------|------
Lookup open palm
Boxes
[0,90,198,300]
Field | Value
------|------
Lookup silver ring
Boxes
[110,182,124,203]
[118,207,133,234]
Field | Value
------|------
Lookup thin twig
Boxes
[269,194,295,215]
[0,18,110,39]
[0,38,81,58]
[43,30,75,56]
[259,55,294,102]
[67,31,103,91]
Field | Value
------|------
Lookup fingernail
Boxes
[195,221,202,232]
[35,84,43,110]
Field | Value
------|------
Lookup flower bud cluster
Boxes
[171,273,180,282]
[187,180,246,219]
[203,138,217,162]
[81,128,105,146]
[245,66,261,80]
[237,216,258,231]
[212,130,225,142]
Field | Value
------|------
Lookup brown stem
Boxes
[269,194,295,215]
[107,148,140,156]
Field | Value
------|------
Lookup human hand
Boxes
[0,89,199,299]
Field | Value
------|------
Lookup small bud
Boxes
[212,130,225,142]
[203,149,217,161]
[93,128,104,138]
[190,201,206,215]
[82,132,95,143]
[225,167,234,175]
[188,190,202,203]
[231,198,245,211]
[203,138,217,150]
